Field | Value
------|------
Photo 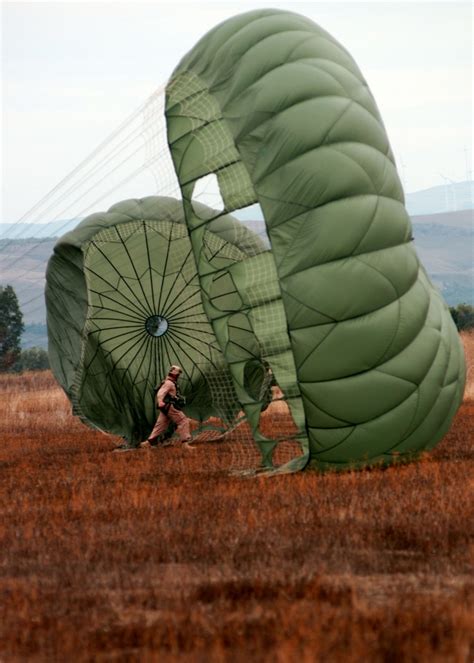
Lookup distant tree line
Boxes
[14,346,50,372]
[449,303,474,331]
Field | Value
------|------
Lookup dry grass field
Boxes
[1,334,473,662]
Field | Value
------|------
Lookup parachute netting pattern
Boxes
[166,70,308,473]
[7,80,302,472]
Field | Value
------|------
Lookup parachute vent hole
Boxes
[145,315,169,337]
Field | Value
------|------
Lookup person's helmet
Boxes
[168,365,183,377]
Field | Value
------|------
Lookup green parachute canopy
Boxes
[46,196,268,443]
[46,9,465,472]
[164,8,466,470]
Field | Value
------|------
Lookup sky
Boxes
[1,0,472,221]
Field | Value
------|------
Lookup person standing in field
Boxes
[140,365,193,449]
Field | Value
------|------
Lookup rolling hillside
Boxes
[0,209,472,349]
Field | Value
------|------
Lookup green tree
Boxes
[449,303,474,331]
[0,285,24,371]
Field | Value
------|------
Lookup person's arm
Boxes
[157,380,172,409]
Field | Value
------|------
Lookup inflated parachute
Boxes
[164,8,465,470]
[46,196,268,443]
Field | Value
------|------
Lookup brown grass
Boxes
[1,334,473,662]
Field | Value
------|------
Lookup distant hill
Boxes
[410,208,473,229]
[0,219,78,239]
[405,180,473,216]
[0,237,56,326]
[410,209,473,307]
[412,220,473,306]
[22,323,49,350]
[0,209,471,350]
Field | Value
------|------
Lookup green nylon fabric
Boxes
[165,8,466,470]
[46,196,266,443]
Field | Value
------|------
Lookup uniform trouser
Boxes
[148,406,191,443]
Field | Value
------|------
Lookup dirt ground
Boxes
[0,334,473,662]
